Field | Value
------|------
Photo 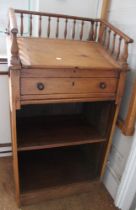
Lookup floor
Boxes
[0,157,118,210]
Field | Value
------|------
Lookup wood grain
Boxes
[20,96,116,106]
[21,77,117,95]
[20,181,97,206]
[21,68,119,78]
[17,38,121,69]
[9,76,20,206]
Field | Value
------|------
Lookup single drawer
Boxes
[21,78,117,95]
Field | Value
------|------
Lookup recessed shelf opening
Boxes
[16,101,114,151]
[19,144,103,195]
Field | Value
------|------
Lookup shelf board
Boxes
[19,146,99,204]
[20,180,98,205]
[17,115,106,151]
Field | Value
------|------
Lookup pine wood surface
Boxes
[21,77,117,95]
[17,38,121,70]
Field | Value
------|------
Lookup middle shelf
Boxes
[16,101,113,152]
[17,114,106,152]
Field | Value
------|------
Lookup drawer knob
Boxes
[37,83,45,90]
[99,82,107,89]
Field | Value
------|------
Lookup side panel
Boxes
[9,69,21,206]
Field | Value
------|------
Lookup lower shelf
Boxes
[20,180,98,205]
[19,144,102,204]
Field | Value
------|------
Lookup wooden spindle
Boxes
[98,22,104,43]
[38,15,42,37]
[56,17,59,38]
[11,32,20,66]
[64,18,68,39]
[72,19,76,40]
[102,26,107,46]
[80,20,84,40]
[111,33,116,55]
[93,22,98,41]
[116,37,122,60]
[88,21,94,41]
[20,13,23,36]
[47,16,51,38]
[29,14,32,36]
[121,41,129,69]
[8,8,20,66]
[106,28,111,50]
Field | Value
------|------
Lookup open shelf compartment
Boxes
[16,102,113,151]
[17,115,106,151]
[18,144,103,204]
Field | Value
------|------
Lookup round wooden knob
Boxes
[37,83,45,90]
[99,82,107,89]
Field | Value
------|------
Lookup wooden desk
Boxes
[7,8,133,206]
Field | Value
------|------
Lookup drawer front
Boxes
[21,78,117,95]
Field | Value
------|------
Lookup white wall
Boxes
[35,0,100,39]
[37,0,100,18]
[0,68,12,157]
[103,0,136,199]
[0,74,11,144]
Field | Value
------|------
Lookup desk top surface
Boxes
[17,38,121,70]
